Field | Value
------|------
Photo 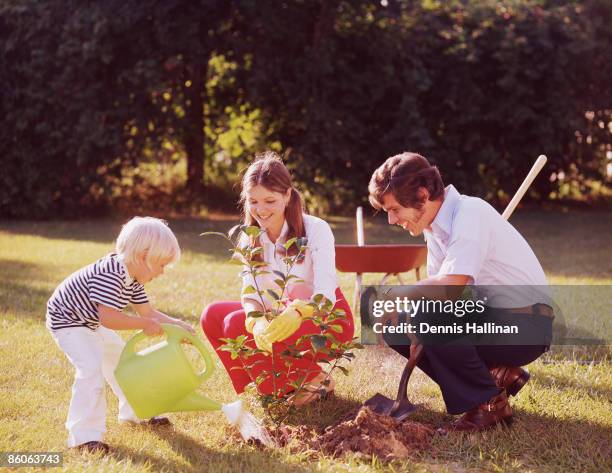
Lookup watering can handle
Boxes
[162,324,216,383]
[119,324,216,383]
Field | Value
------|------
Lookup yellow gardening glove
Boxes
[265,306,303,343]
[287,299,315,318]
[252,318,273,354]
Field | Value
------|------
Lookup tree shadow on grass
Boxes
[423,410,612,472]
[530,369,612,401]
[0,259,55,319]
[280,394,365,429]
[1,218,242,261]
[112,425,306,473]
[1,216,417,260]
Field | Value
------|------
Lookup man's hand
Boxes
[265,306,302,343]
[252,319,272,353]
[142,319,163,336]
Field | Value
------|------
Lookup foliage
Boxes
[239,0,611,209]
[202,224,363,423]
[1,0,610,217]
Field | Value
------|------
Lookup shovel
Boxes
[363,344,423,421]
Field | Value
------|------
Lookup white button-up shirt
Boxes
[424,185,549,307]
[242,214,338,308]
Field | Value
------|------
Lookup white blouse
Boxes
[241,214,338,309]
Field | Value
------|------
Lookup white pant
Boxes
[51,326,141,447]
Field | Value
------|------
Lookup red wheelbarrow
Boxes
[335,244,427,311]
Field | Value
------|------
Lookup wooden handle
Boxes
[501,155,547,220]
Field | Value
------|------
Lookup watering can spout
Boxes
[172,392,222,413]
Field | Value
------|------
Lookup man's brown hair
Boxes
[368,152,444,210]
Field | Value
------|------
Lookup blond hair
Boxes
[116,217,180,268]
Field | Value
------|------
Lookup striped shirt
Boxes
[46,253,148,332]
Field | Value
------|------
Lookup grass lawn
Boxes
[1,209,611,472]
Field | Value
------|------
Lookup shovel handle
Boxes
[395,344,424,402]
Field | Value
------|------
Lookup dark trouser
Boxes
[383,308,551,415]
[386,342,548,414]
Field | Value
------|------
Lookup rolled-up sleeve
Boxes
[309,219,338,303]
[438,206,490,282]
[130,283,149,304]
[425,233,444,278]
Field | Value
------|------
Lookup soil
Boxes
[265,406,434,460]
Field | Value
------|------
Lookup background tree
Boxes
[1,0,609,218]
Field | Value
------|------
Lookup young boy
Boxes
[46,216,194,453]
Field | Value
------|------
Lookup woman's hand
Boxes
[288,299,315,318]
[265,306,302,343]
[252,319,273,353]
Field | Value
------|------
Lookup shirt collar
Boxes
[261,220,289,246]
[116,253,135,285]
[429,185,461,239]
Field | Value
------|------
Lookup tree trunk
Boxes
[185,61,207,196]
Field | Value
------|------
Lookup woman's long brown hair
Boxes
[240,151,306,258]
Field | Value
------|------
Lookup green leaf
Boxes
[243,226,262,238]
[241,285,257,295]
[310,334,327,351]
[266,289,280,300]
[329,324,343,333]
[336,366,349,376]
[272,270,286,280]
[283,237,297,250]
[246,310,265,318]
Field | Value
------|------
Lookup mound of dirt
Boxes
[267,406,434,460]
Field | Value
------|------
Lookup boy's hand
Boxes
[143,319,163,336]
[170,318,195,335]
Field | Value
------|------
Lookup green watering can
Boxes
[115,324,221,419]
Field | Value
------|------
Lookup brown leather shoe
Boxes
[76,441,111,454]
[490,365,530,396]
[439,391,513,434]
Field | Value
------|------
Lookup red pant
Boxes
[200,288,354,395]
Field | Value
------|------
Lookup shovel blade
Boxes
[363,393,395,414]
[363,393,418,422]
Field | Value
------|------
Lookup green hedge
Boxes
[1,0,609,217]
